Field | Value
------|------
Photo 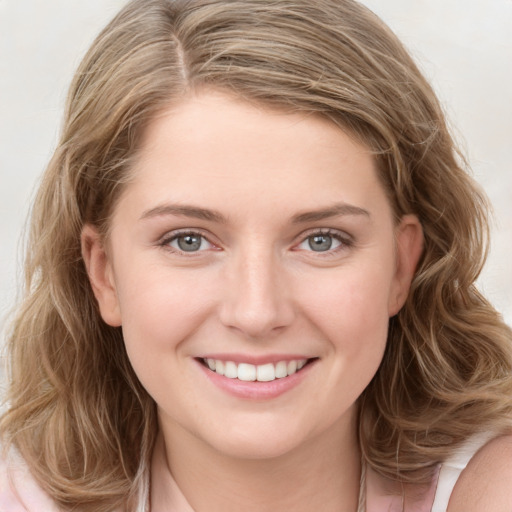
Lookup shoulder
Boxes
[447,434,512,512]
[0,445,60,512]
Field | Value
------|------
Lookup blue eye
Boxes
[167,233,213,252]
[308,234,336,252]
[297,232,345,252]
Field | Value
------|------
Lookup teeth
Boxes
[238,363,256,382]
[224,361,238,379]
[215,360,225,376]
[287,360,297,375]
[256,363,275,382]
[204,358,309,381]
[275,361,288,378]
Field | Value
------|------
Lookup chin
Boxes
[212,436,302,461]
[200,420,312,461]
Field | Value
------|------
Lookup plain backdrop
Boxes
[1,0,511,366]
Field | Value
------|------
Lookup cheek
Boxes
[296,263,393,352]
[292,265,392,430]
[113,264,215,361]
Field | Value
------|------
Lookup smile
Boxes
[203,358,309,382]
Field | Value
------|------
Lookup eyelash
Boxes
[158,228,353,256]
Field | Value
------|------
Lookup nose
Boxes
[218,247,295,339]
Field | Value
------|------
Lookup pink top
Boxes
[0,433,493,512]
[0,449,59,512]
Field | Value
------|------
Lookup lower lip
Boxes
[196,359,316,400]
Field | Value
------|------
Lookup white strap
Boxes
[431,432,495,511]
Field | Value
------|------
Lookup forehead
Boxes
[117,91,390,222]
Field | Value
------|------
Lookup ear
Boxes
[81,224,122,327]
[388,214,424,316]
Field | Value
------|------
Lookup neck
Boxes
[151,411,361,512]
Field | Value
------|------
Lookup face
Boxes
[83,91,422,461]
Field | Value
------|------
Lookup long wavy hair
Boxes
[2,0,511,510]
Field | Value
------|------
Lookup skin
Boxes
[448,434,512,512]
[82,91,424,511]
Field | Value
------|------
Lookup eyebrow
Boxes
[291,203,371,223]
[139,201,370,224]
[139,204,227,223]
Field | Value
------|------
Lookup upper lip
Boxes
[197,353,315,365]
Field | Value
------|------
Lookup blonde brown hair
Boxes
[2,0,512,509]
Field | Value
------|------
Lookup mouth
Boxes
[199,357,317,382]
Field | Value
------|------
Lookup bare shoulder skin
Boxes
[448,434,512,512]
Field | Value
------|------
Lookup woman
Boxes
[1,1,512,511]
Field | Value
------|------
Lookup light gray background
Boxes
[1,0,511,361]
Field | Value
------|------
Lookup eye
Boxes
[166,232,214,252]
[295,230,350,253]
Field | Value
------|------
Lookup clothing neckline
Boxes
[140,431,495,511]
